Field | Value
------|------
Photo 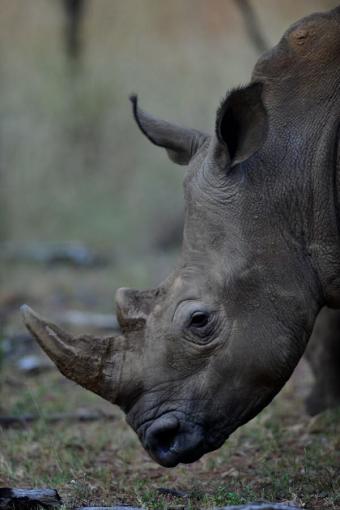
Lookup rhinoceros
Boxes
[22,6,340,467]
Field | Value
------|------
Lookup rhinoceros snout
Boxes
[144,414,205,467]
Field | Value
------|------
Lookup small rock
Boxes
[16,355,54,374]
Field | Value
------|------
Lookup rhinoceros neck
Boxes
[249,4,340,307]
[254,94,340,307]
[302,111,340,307]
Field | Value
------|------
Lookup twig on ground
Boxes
[0,409,116,429]
[0,241,109,268]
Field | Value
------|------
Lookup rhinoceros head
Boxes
[23,6,340,467]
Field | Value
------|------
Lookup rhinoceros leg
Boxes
[304,306,340,415]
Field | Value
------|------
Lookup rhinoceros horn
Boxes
[21,305,139,405]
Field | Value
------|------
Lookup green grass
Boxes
[0,262,339,509]
[1,359,339,509]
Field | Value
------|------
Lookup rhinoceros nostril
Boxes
[154,421,179,451]
[144,416,206,467]
[146,415,180,453]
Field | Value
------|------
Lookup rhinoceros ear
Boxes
[130,95,208,165]
[215,82,267,168]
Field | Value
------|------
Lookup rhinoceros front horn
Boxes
[21,305,135,405]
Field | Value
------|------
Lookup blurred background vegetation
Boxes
[0,2,339,508]
[1,0,338,294]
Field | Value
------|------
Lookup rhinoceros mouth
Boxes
[146,428,230,467]
[134,410,231,467]
[149,442,206,468]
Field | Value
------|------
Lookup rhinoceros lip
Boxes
[132,408,236,466]
[149,432,231,467]
[147,441,207,467]
[148,446,182,467]
[141,413,234,467]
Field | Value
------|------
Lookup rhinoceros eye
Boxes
[173,301,215,341]
[189,311,210,329]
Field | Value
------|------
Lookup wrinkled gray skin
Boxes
[22,7,340,468]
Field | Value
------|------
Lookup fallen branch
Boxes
[0,409,115,429]
[233,0,269,54]
[0,488,61,509]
